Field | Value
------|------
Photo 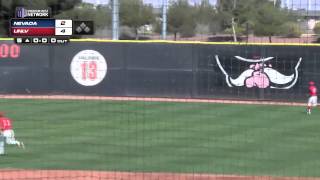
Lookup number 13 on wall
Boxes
[81,61,97,81]
[70,50,107,86]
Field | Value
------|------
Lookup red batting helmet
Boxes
[309,81,315,85]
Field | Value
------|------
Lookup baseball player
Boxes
[0,112,24,149]
[307,81,317,115]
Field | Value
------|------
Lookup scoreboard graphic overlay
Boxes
[11,19,72,44]
[10,7,94,44]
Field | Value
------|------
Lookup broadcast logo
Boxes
[15,7,51,18]
[16,7,27,18]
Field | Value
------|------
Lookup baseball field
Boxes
[0,96,320,179]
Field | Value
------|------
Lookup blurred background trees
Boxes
[119,0,155,40]
[0,0,310,42]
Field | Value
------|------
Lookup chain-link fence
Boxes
[2,1,320,180]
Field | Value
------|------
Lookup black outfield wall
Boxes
[0,40,318,102]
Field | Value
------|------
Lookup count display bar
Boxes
[14,37,69,44]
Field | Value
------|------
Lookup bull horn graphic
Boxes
[215,55,233,87]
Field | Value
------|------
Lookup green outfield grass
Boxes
[0,98,319,177]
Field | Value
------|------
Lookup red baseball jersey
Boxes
[0,117,12,131]
[309,85,317,96]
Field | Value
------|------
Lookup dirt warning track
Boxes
[0,169,319,180]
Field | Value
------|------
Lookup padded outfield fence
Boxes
[0,40,318,101]
[0,40,320,180]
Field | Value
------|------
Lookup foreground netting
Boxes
[1,1,320,179]
[0,95,319,180]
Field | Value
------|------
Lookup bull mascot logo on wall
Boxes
[215,55,302,89]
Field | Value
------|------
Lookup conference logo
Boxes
[16,7,27,18]
[15,7,51,18]
[70,50,107,86]
[215,55,302,89]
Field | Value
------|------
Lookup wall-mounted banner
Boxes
[70,50,107,86]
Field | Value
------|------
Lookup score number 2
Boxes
[81,61,97,81]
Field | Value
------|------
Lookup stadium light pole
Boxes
[232,0,237,42]
[112,0,119,40]
[162,0,168,40]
